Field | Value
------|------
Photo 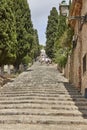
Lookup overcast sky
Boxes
[27,0,69,45]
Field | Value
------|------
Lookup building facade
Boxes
[65,0,87,96]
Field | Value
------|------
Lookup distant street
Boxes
[0,62,87,130]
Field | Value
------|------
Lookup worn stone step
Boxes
[1,86,78,90]
[2,83,77,88]
[0,106,86,112]
[0,103,80,110]
[0,92,83,98]
[0,115,86,125]
[0,124,87,130]
[0,96,86,101]
[0,90,80,94]
[0,92,81,98]
[0,88,79,92]
[0,99,86,105]
[0,101,87,110]
[0,105,79,111]
[1,84,79,88]
[0,94,84,100]
[0,90,79,95]
[0,62,87,129]
[0,108,84,117]
[4,87,77,91]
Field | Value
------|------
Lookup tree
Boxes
[14,0,34,70]
[0,0,16,72]
[25,29,40,64]
[46,7,58,59]
[69,0,72,8]
[54,15,74,68]
[33,29,40,60]
[57,15,67,40]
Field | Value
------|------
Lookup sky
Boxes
[28,0,69,45]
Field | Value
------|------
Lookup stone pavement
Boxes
[0,62,87,130]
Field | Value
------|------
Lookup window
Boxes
[83,54,86,74]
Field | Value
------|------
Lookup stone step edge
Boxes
[0,94,82,97]
[0,112,85,117]
[0,120,87,125]
[0,97,86,102]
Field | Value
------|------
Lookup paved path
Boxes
[0,62,87,130]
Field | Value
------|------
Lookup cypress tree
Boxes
[14,0,34,70]
[0,0,16,66]
[46,7,58,59]
[33,29,40,60]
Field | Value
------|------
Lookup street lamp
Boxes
[59,0,69,16]
[69,13,87,30]
[59,1,87,25]
[69,14,87,23]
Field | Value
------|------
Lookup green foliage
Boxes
[46,7,58,59]
[0,0,40,70]
[0,0,17,65]
[55,27,74,48]
[54,48,67,68]
[69,0,72,10]
[13,0,35,69]
[57,15,67,40]
[39,45,45,50]
[22,55,32,65]
[54,15,74,68]
[32,29,40,59]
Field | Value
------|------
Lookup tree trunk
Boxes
[7,65,11,75]
[0,65,4,75]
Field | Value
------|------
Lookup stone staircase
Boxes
[0,62,87,129]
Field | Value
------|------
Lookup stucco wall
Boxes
[64,56,70,80]
[65,21,81,89]
[80,0,87,95]
[73,42,80,88]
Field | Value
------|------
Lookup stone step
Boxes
[0,100,87,110]
[0,91,81,96]
[0,89,80,93]
[11,85,77,88]
[0,108,83,116]
[0,105,79,110]
[0,115,86,125]
[1,90,79,95]
[0,103,81,109]
[0,92,83,97]
[0,90,79,94]
[0,93,83,98]
[0,63,87,129]
[0,99,86,105]
[0,96,87,104]
[0,92,81,96]
[0,95,87,99]
[1,85,78,89]
[2,85,79,89]
[0,94,79,98]
[0,124,87,130]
